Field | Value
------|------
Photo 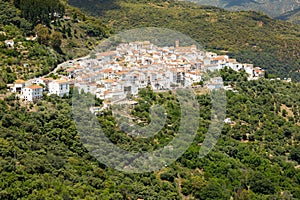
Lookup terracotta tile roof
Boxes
[228,59,237,63]
[15,79,25,84]
[103,68,114,73]
[105,79,116,83]
[212,56,228,61]
[55,80,69,84]
[27,85,43,90]
[116,71,127,75]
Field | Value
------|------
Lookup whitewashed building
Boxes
[21,85,43,102]
[12,79,26,93]
[49,80,70,97]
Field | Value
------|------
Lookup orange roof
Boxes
[212,56,228,61]
[228,59,237,63]
[27,85,43,90]
[15,79,25,84]
[105,79,115,83]
[103,68,114,73]
[55,80,68,84]
[116,71,127,75]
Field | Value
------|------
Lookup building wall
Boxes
[21,88,43,101]
[13,83,25,93]
[49,82,70,97]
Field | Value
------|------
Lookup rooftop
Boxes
[15,79,25,84]
[27,85,43,90]
[54,80,69,84]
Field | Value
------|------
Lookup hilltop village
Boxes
[10,41,265,102]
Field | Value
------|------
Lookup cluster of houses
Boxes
[11,78,70,102]
[64,41,264,102]
[10,40,265,103]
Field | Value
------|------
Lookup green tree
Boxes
[34,24,50,45]
[291,146,300,163]
[51,31,62,52]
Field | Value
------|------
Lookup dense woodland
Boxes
[0,0,111,88]
[69,0,300,81]
[1,69,300,199]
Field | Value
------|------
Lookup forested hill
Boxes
[69,0,300,81]
[189,0,300,19]
[0,0,111,88]
[1,70,300,199]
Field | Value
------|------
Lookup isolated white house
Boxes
[21,85,43,101]
[49,80,70,97]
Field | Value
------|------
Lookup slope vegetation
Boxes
[0,0,111,87]
[190,0,300,18]
[1,73,300,199]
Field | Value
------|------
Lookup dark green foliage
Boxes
[291,146,300,163]
[16,0,65,26]
[1,76,300,198]
[1,0,300,199]
[249,172,275,194]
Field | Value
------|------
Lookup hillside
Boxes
[277,7,300,24]
[0,0,111,88]
[1,1,300,199]
[190,0,300,18]
[1,71,300,199]
[69,0,300,81]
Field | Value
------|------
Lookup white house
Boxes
[12,79,26,93]
[21,85,43,102]
[49,80,70,97]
